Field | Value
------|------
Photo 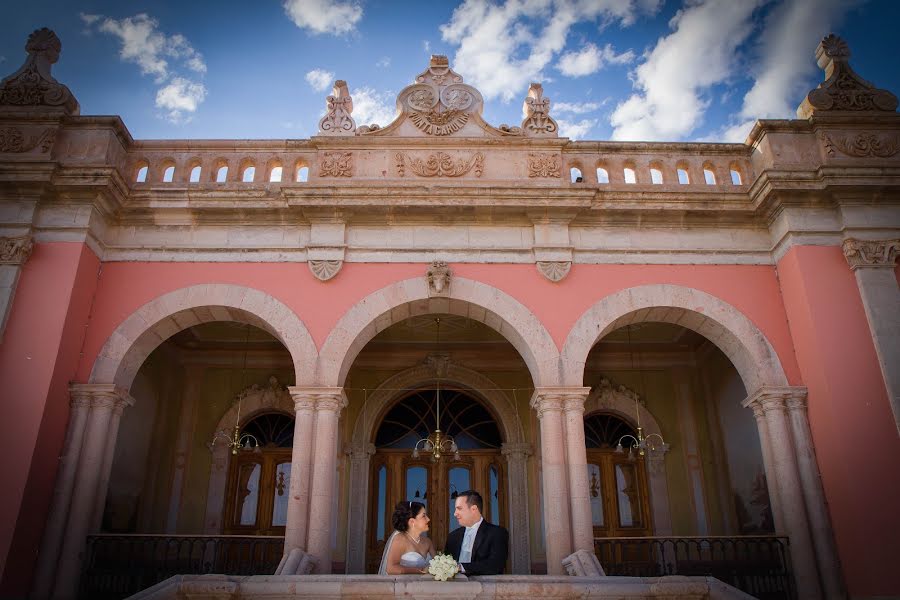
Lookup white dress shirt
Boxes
[459,517,484,568]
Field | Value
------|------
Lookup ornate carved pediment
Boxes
[798,34,898,118]
[317,80,356,136]
[0,28,78,114]
[521,83,558,137]
[426,260,451,296]
[396,151,483,177]
[842,238,900,270]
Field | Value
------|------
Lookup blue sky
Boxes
[2,0,898,142]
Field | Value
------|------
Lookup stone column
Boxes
[345,442,375,573]
[304,389,348,573]
[785,389,845,600]
[645,448,673,535]
[745,396,785,530]
[501,442,532,574]
[90,397,129,531]
[165,368,201,532]
[744,388,822,600]
[285,388,316,553]
[0,234,33,342]
[842,238,900,434]
[54,385,133,600]
[31,390,92,600]
[530,389,572,575]
[560,388,592,554]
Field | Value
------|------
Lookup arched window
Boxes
[570,167,583,183]
[162,165,175,183]
[242,165,256,183]
[189,165,202,183]
[296,166,309,182]
[269,166,283,182]
[596,167,609,184]
[216,165,228,183]
[677,167,690,184]
[135,164,148,183]
[649,167,663,184]
[584,413,638,449]
[703,165,716,185]
[730,168,742,185]
[241,412,294,447]
[623,167,636,184]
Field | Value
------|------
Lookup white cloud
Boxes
[79,12,101,26]
[423,40,431,53]
[283,0,363,35]
[718,0,854,142]
[610,0,764,141]
[440,0,661,102]
[305,68,335,92]
[156,77,207,122]
[554,101,603,114]
[351,87,396,126]
[557,118,597,140]
[376,57,391,68]
[557,43,634,77]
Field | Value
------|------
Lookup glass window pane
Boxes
[376,465,387,541]
[588,463,604,527]
[489,465,500,524]
[236,463,261,526]
[615,463,642,527]
[271,462,291,526]
[407,466,428,504]
[448,467,470,533]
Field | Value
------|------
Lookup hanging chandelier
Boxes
[616,324,668,460]
[209,323,261,455]
[412,317,460,461]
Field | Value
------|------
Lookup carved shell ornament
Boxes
[309,260,343,281]
[536,261,571,282]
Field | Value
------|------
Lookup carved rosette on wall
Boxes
[0,235,34,265]
[318,151,353,177]
[822,132,900,157]
[842,238,900,270]
[426,260,451,296]
[308,260,343,281]
[0,28,78,113]
[521,83,558,137]
[527,153,561,178]
[317,80,356,136]
[536,261,571,282]
[798,34,898,117]
[396,151,483,177]
[0,127,55,153]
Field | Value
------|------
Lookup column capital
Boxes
[0,234,34,266]
[288,386,348,413]
[501,442,533,460]
[531,387,590,416]
[68,383,134,412]
[842,238,900,270]
[345,442,375,460]
[742,386,808,415]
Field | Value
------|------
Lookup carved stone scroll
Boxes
[317,80,356,136]
[0,127,55,153]
[396,152,483,178]
[842,238,900,270]
[0,28,78,113]
[308,260,343,281]
[822,132,900,157]
[521,83,558,137]
[536,261,571,282]
[0,236,34,265]
[318,152,353,177]
[528,153,561,178]
[426,261,451,296]
[798,34,898,118]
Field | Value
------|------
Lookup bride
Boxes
[378,500,436,574]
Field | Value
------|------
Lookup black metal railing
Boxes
[594,535,795,600]
[80,534,284,599]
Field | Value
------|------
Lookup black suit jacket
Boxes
[446,520,508,576]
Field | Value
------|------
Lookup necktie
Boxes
[459,527,474,562]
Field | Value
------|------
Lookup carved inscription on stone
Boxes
[0,127,55,153]
[822,132,900,158]
[318,152,353,177]
[528,153,561,178]
[396,152,483,178]
[408,109,469,136]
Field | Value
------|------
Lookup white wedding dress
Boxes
[378,531,432,574]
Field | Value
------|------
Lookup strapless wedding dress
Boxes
[400,551,432,569]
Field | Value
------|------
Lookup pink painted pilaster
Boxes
[285,388,317,553]
[561,388,592,554]
[304,389,347,573]
[531,390,572,575]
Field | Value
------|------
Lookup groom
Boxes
[446,489,508,576]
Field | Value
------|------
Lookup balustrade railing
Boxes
[79,534,284,600]
[594,535,795,600]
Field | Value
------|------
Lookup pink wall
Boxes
[0,243,100,596]
[777,245,900,597]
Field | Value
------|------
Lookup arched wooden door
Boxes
[223,412,295,535]
[366,388,506,573]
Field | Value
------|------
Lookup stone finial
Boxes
[317,80,356,136]
[797,34,898,118]
[426,260,452,296]
[521,83,558,137]
[0,28,78,114]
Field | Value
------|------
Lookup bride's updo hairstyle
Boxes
[391,500,425,532]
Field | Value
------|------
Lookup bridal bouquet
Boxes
[427,552,460,581]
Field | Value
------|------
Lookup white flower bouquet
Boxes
[427,552,460,581]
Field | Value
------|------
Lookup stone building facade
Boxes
[0,29,898,600]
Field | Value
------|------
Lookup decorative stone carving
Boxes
[318,151,353,177]
[317,80,356,136]
[536,261,570,282]
[562,549,606,576]
[528,153,561,178]
[309,259,343,281]
[424,353,451,378]
[798,34,898,118]
[842,238,900,270]
[822,132,900,157]
[0,235,34,265]
[395,151,483,177]
[0,127,55,153]
[594,377,645,408]
[426,260,451,296]
[496,123,524,136]
[0,28,78,113]
[521,83,558,137]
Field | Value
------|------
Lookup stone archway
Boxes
[204,377,294,534]
[560,284,789,392]
[316,276,560,388]
[344,362,531,573]
[90,284,318,389]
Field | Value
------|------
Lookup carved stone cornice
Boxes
[798,34,898,118]
[68,383,135,411]
[0,235,34,265]
[317,80,355,136]
[742,386,808,415]
[842,238,900,270]
[426,260,451,296]
[0,28,79,114]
